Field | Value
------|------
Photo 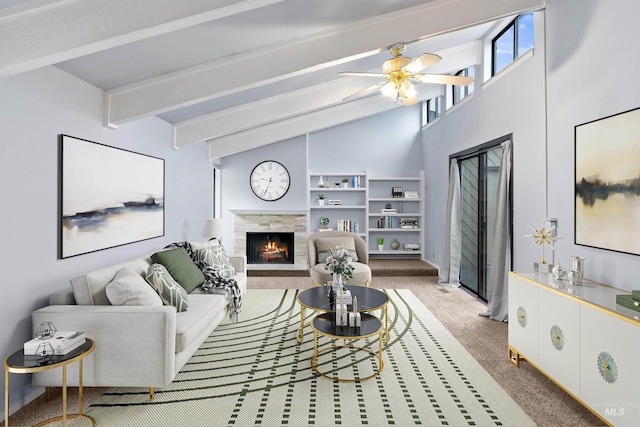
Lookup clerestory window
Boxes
[492,13,534,75]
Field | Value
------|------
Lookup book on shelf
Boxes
[24,331,86,355]
[318,228,334,232]
[328,199,342,205]
[392,186,404,198]
[336,219,356,232]
[404,191,419,198]
[376,216,396,228]
[381,208,396,213]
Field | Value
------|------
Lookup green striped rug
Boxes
[71,289,535,426]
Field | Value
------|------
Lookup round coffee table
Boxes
[4,339,95,427]
[296,285,389,344]
[310,312,383,382]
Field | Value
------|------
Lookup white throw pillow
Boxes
[106,267,162,306]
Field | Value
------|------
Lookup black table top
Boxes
[312,312,382,338]
[298,286,389,312]
[4,339,94,372]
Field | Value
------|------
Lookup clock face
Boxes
[249,161,290,201]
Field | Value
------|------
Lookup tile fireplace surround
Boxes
[231,210,308,270]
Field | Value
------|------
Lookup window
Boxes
[424,96,442,124]
[450,67,475,105]
[492,13,534,75]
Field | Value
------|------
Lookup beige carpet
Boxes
[3,276,605,427]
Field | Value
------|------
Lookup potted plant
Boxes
[342,178,349,188]
[317,194,326,206]
[377,237,384,251]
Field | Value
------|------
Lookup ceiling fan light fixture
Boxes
[381,81,398,100]
[402,93,419,106]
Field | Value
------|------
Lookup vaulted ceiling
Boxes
[1,0,544,160]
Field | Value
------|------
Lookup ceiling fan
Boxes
[339,42,474,106]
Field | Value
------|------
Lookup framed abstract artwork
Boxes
[59,135,165,258]
[574,107,640,256]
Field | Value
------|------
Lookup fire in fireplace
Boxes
[246,232,294,264]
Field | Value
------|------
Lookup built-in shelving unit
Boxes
[308,170,424,259]
[308,172,367,237]
[367,172,424,258]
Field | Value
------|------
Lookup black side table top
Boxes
[298,286,389,312]
[4,339,95,373]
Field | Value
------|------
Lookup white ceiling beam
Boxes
[174,41,481,148]
[105,0,544,127]
[207,85,443,160]
[0,0,285,78]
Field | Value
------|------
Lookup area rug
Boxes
[71,289,535,426]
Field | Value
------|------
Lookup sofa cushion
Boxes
[315,237,359,263]
[174,294,226,353]
[195,246,235,278]
[145,264,190,312]
[75,257,152,305]
[151,248,204,293]
[105,267,162,306]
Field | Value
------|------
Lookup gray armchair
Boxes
[307,231,372,286]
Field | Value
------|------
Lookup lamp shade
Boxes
[201,218,225,239]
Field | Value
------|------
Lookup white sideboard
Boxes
[508,272,640,427]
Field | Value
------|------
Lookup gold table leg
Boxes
[297,306,305,343]
[5,369,9,427]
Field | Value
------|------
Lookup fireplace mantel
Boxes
[230,209,308,215]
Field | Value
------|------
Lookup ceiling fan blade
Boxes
[338,71,387,78]
[402,53,441,73]
[342,81,386,101]
[413,74,474,86]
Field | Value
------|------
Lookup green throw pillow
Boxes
[196,245,235,278]
[145,264,189,312]
[151,248,204,293]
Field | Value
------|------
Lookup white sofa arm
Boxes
[228,255,246,273]
[32,305,177,388]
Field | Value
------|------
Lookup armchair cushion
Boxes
[315,237,359,262]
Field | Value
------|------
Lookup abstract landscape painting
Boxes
[60,135,164,258]
[575,107,640,255]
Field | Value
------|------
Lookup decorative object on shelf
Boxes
[404,190,419,198]
[571,256,585,283]
[328,199,341,205]
[525,223,558,273]
[249,160,290,201]
[392,186,404,197]
[597,351,618,384]
[377,237,384,251]
[403,243,421,251]
[391,239,400,250]
[400,218,418,228]
[324,245,354,283]
[341,178,349,188]
[317,194,325,206]
[35,321,57,340]
[317,176,325,188]
[353,221,359,233]
[552,263,567,281]
[575,106,640,256]
[550,325,565,351]
[517,306,527,328]
[319,216,330,228]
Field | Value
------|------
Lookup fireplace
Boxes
[246,232,294,264]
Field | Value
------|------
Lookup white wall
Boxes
[220,105,423,255]
[0,66,212,414]
[424,0,640,290]
[545,0,640,288]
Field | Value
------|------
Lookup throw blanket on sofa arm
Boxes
[165,242,242,322]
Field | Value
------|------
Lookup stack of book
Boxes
[24,331,86,356]
[616,290,640,312]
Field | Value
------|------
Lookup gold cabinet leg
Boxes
[149,387,154,400]
[508,346,522,367]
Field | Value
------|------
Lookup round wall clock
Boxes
[249,160,290,201]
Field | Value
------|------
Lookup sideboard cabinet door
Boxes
[579,304,640,427]
[508,274,539,365]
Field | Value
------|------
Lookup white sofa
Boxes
[31,249,246,395]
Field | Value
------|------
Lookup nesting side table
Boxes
[4,338,95,427]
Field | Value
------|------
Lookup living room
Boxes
[1,0,639,425]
